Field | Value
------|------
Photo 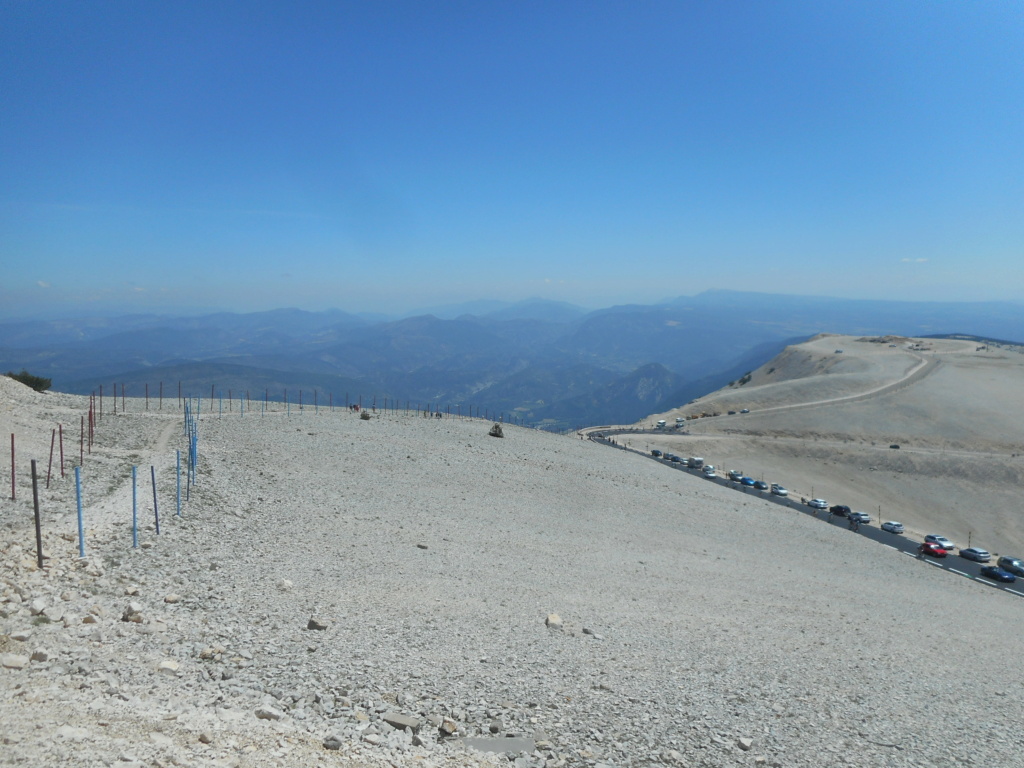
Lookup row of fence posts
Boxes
[12,391,202,567]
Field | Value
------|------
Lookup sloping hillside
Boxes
[636,333,1024,552]
[1,375,1022,767]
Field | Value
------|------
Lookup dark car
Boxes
[829,505,851,517]
[979,566,1017,583]
[996,557,1024,577]
[670,455,682,463]
[740,477,756,487]
[651,450,663,457]
[727,470,744,482]
[753,480,769,491]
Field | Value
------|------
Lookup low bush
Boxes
[6,369,51,392]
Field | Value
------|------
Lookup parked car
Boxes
[996,557,1024,577]
[651,449,662,457]
[889,444,900,449]
[848,511,871,524]
[727,410,737,415]
[881,521,905,534]
[741,477,756,487]
[670,455,682,463]
[924,535,955,551]
[740,408,750,413]
[979,565,1017,583]
[959,548,991,563]
[770,483,788,496]
[808,499,828,509]
[727,469,744,482]
[919,542,947,558]
[753,480,769,491]
[702,465,717,478]
[829,504,851,516]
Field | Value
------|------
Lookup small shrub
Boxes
[6,369,51,392]
[360,410,371,420]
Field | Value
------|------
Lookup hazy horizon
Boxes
[3,3,1022,318]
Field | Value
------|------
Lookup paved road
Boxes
[590,433,1024,601]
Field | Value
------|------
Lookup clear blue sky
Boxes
[2,1,1022,317]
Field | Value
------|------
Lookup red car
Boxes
[919,542,947,558]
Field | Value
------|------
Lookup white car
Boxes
[808,498,828,509]
[924,534,955,551]
[881,521,905,534]
[770,484,788,496]
[702,465,717,478]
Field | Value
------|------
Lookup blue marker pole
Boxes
[75,466,85,558]
[132,465,138,548]
[176,449,181,516]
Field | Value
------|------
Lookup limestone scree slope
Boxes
[1,373,1022,767]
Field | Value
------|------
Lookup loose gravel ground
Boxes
[2,378,1023,768]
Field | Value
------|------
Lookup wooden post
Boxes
[46,429,55,488]
[9,433,14,500]
[146,383,149,411]
[31,460,44,569]
[121,383,125,412]
[151,465,160,535]
[59,423,65,477]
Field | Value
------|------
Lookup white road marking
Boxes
[976,579,998,587]
[1006,589,1024,597]
[883,545,898,551]
[926,560,942,567]
[949,569,969,576]
[903,552,916,558]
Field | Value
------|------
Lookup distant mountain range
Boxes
[3,291,1023,430]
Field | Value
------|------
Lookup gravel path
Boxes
[2,381,1023,767]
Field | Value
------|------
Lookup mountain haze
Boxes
[4,292,1024,429]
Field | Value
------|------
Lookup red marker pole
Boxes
[113,383,117,414]
[59,423,65,477]
[99,384,103,420]
[31,460,44,569]
[9,433,14,500]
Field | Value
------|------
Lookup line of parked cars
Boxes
[644,442,1022,587]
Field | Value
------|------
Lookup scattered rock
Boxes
[323,733,344,750]
[382,711,420,731]
[157,659,180,675]
[28,598,47,615]
[545,613,563,630]
[255,706,284,721]
[121,602,144,623]
[307,616,328,631]
[1,653,30,669]
[10,630,32,642]
[198,731,214,744]
[439,717,458,736]
[30,648,50,662]
[488,423,504,438]
[462,736,536,754]
[737,737,754,751]
[416,543,428,550]
[164,594,181,604]
[277,579,293,591]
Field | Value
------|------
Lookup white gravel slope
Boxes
[2,383,1023,768]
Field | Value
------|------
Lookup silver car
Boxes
[959,547,991,562]
[881,521,905,534]
[925,534,955,550]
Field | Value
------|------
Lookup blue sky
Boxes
[2,1,1022,317]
